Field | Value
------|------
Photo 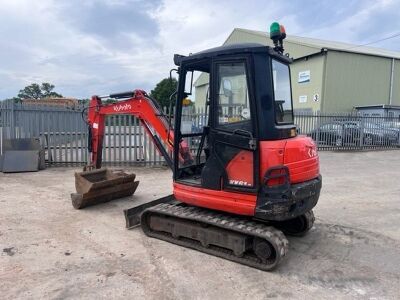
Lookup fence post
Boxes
[10,100,16,139]
[359,114,364,150]
[315,111,320,148]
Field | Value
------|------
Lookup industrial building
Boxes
[194,28,400,114]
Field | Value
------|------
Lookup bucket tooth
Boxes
[71,168,139,209]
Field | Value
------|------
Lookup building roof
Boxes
[231,28,400,59]
[194,27,400,88]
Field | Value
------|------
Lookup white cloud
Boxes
[306,0,400,44]
[0,0,398,99]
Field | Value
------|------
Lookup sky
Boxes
[0,0,399,100]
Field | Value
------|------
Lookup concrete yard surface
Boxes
[1,151,400,299]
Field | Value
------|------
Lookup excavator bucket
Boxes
[70,168,139,209]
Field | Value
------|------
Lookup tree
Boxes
[41,83,62,98]
[18,83,42,99]
[17,82,62,99]
[150,78,177,110]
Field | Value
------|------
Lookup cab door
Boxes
[201,57,259,193]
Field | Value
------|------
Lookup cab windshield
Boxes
[272,59,294,124]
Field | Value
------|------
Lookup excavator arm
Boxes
[71,89,192,209]
[86,89,192,169]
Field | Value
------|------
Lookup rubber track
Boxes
[141,203,289,271]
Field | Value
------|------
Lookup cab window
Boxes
[216,62,251,131]
[272,59,293,124]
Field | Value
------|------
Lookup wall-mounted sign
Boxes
[299,95,308,103]
[313,93,320,102]
[298,70,310,83]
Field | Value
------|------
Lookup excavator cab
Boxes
[173,44,297,196]
[170,43,321,224]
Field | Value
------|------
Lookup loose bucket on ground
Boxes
[71,168,139,209]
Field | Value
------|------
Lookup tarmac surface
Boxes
[1,150,400,299]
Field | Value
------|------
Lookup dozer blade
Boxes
[124,194,176,228]
[71,168,139,209]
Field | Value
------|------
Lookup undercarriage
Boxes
[125,197,314,271]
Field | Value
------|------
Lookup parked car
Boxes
[309,122,349,146]
[379,121,400,130]
[362,122,398,145]
[375,121,400,134]
[375,121,400,145]
[309,121,398,146]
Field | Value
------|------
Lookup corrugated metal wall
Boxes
[391,59,400,105]
[194,84,208,110]
[291,54,324,112]
[220,29,400,114]
[225,29,267,45]
[323,51,393,112]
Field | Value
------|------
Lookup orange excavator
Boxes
[71,23,322,270]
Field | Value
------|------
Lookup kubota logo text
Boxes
[113,103,132,112]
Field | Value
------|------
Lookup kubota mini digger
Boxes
[71,23,322,270]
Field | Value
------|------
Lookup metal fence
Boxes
[295,111,400,151]
[1,100,399,168]
[182,109,400,151]
[0,100,165,166]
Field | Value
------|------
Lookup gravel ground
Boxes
[1,150,400,300]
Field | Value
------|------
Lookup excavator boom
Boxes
[86,89,191,170]
[71,89,191,209]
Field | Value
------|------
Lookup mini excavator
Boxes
[71,23,322,270]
